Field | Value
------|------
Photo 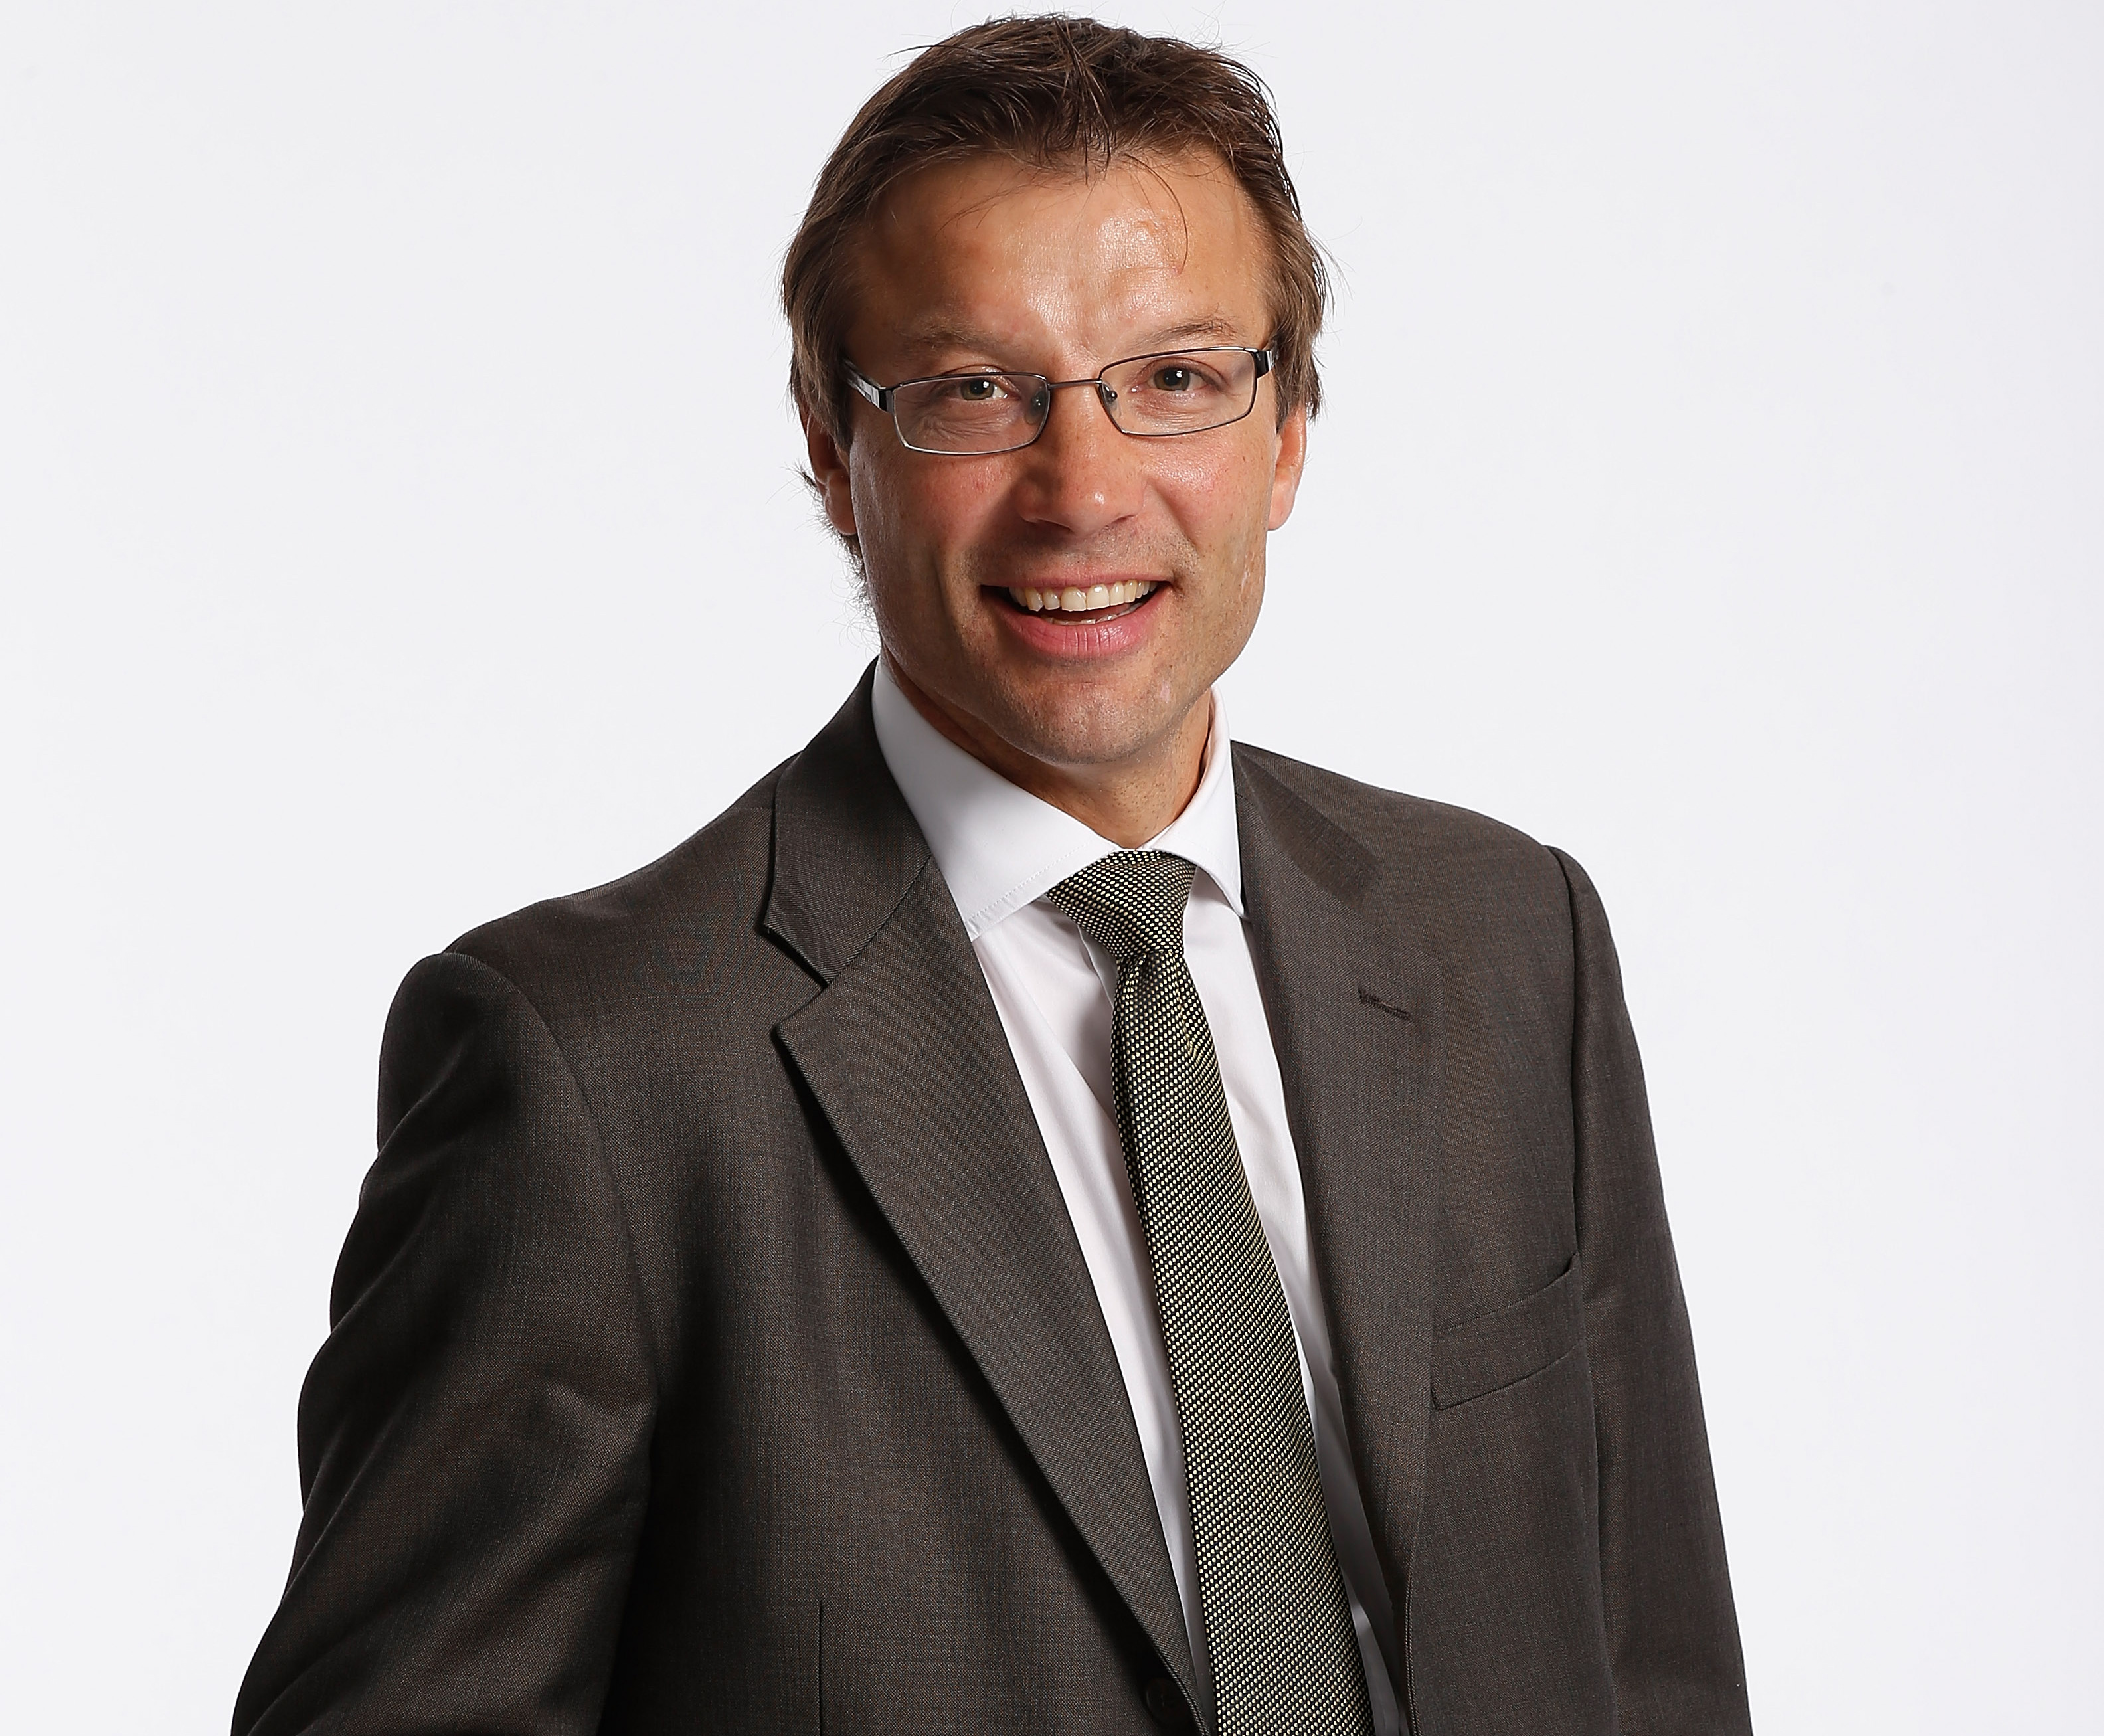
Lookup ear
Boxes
[1267,401,1310,532]
[804,411,858,538]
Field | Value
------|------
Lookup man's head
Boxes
[783,17,1328,837]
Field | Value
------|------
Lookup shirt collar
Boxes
[870,657,1245,941]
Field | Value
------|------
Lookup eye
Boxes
[956,376,1000,401]
[1152,365,1197,392]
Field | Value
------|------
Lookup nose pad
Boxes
[1031,378,1122,439]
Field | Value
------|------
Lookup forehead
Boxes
[849,151,1273,361]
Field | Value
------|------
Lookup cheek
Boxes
[852,446,1009,568]
[1150,440,1276,566]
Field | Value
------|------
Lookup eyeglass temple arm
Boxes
[843,361,893,414]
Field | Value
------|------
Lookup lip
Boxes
[983,578,1168,661]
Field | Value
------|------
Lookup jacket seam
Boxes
[1544,843,1622,1736]
[442,948,671,1395]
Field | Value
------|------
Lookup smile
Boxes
[1002,580,1159,623]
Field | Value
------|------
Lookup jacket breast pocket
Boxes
[1431,1255,1583,1409]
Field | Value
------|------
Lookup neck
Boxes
[883,656,1211,849]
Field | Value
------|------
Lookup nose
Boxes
[1009,378,1144,540]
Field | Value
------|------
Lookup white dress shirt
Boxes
[870,661,1401,1733]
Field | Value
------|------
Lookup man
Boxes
[236,17,1749,1735]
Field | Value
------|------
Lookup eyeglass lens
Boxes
[891,349,1263,454]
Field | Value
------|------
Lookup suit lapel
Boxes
[765,672,1198,1703]
[1233,748,1443,1668]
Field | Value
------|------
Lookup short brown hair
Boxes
[782,15,1330,447]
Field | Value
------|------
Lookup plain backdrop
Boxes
[3,3,2099,1730]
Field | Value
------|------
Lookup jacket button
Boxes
[1143,1677,1193,1731]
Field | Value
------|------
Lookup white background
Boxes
[3,3,2098,1730]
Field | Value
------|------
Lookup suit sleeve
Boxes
[1550,849,1752,1735]
[234,951,658,1736]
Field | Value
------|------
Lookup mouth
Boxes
[998,579,1160,627]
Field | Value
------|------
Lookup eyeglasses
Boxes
[843,346,1274,456]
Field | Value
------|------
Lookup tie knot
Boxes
[1045,850,1197,965]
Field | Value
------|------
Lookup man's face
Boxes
[810,151,1307,782]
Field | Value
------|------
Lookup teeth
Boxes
[1006,580,1158,615]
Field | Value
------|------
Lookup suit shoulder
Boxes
[439,758,796,1021]
[1233,742,1568,903]
[1235,742,1585,1016]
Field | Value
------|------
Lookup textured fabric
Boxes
[871,662,1401,1730]
[1048,852,1373,1736]
[233,667,1752,1736]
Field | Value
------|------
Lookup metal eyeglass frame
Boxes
[842,346,1275,455]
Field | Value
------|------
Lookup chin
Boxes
[1001,685,1185,770]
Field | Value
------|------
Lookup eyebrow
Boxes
[889,312,1252,367]
[1134,315,1246,349]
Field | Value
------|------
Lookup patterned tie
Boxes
[1046,851,1373,1736]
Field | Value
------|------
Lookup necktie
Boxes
[1046,851,1373,1736]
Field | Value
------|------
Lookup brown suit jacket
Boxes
[235,668,1750,1735]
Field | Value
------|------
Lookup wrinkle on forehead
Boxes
[849,149,1271,374]
[874,149,1229,273]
